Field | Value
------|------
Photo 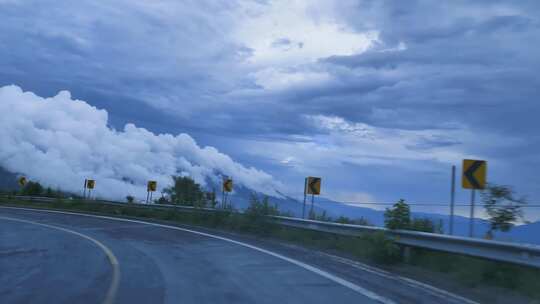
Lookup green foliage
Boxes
[244,194,279,216]
[363,232,402,264]
[335,216,371,226]
[384,199,411,230]
[409,248,540,298]
[482,184,526,235]
[241,194,279,234]
[410,218,443,233]
[163,176,206,207]
[126,195,135,203]
[384,200,441,233]
[20,181,44,196]
[155,195,169,204]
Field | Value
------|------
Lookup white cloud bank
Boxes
[0,85,284,200]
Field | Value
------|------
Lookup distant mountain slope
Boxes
[499,221,540,244]
[2,166,538,245]
[0,167,18,191]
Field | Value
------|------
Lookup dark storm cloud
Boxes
[1,0,540,207]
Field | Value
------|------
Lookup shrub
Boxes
[241,194,279,234]
[410,218,443,233]
[364,232,401,264]
[163,176,206,206]
[384,199,410,230]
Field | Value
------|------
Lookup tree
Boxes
[155,194,169,204]
[163,176,206,206]
[242,194,280,234]
[245,194,279,217]
[410,218,443,233]
[20,181,44,196]
[126,195,135,203]
[482,184,526,236]
[384,199,411,230]
[335,216,371,226]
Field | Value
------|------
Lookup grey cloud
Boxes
[271,37,304,50]
[1,1,540,206]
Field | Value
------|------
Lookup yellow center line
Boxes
[0,216,120,304]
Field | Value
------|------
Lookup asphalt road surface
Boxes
[0,207,478,304]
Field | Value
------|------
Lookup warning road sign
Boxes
[18,176,27,187]
[306,177,321,195]
[85,179,95,189]
[462,159,487,189]
[223,178,233,192]
[147,181,157,192]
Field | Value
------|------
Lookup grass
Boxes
[1,196,539,300]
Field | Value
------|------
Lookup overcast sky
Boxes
[1,0,539,218]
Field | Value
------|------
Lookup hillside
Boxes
[1,166,537,245]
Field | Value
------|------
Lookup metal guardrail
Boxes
[271,216,540,269]
[3,195,540,269]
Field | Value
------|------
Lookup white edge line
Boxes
[0,215,120,304]
[0,206,395,304]
[318,252,480,304]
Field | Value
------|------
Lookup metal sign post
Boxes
[449,165,456,235]
[222,178,233,208]
[302,178,307,219]
[310,194,315,217]
[221,188,225,208]
[146,181,157,204]
[461,159,487,238]
[469,189,476,237]
[85,179,95,200]
[305,177,321,219]
[83,179,87,199]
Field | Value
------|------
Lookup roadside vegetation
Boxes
[0,178,538,299]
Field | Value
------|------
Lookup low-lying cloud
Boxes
[0,85,283,200]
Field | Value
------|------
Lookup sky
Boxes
[1,0,539,218]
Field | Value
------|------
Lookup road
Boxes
[0,207,478,304]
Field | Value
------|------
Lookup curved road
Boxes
[0,207,478,304]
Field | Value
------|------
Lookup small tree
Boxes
[126,195,135,203]
[20,181,44,196]
[163,176,206,206]
[410,218,443,233]
[482,184,526,237]
[241,194,279,234]
[384,199,411,230]
[335,216,371,226]
[156,195,169,204]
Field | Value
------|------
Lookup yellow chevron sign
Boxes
[462,159,487,189]
[18,176,27,187]
[305,177,321,195]
[223,178,233,192]
[85,179,95,189]
[147,181,157,192]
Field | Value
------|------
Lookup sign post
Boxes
[85,179,95,199]
[449,165,456,235]
[462,159,487,238]
[305,177,321,218]
[302,178,308,219]
[147,181,157,204]
[222,178,233,208]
